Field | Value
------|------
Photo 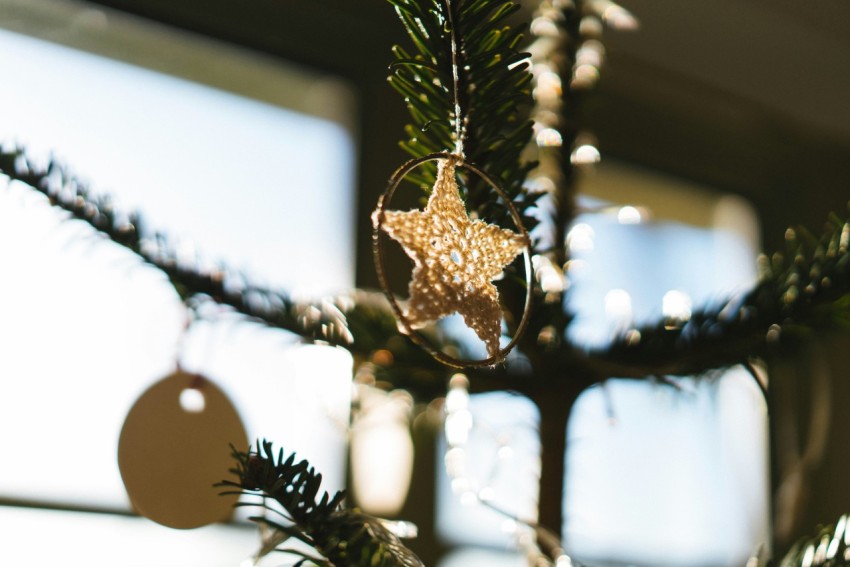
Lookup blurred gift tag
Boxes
[118,370,248,529]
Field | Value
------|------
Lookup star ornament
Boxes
[375,158,528,359]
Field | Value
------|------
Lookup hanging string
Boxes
[444,0,465,159]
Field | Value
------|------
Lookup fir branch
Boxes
[2,3,850,396]
[0,146,442,371]
[7,142,850,393]
[219,440,424,567]
[387,0,540,231]
[0,147,355,345]
[386,0,541,350]
[0,145,462,399]
[583,211,850,379]
[776,514,850,566]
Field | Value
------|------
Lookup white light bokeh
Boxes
[662,289,693,322]
[604,288,633,322]
[617,205,644,224]
[566,223,595,252]
[436,392,541,550]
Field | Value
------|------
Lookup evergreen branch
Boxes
[386,0,540,351]
[7,141,850,395]
[0,147,357,345]
[11,2,843,399]
[582,210,850,379]
[387,0,539,230]
[219,440,424,567]
[0,146,449,391]
[776,514,850,566]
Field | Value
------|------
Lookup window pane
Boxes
[564,370,769,566]
[563,164,769,566]
[0,506,258,567]
[0,0,355,522]
[0,25,356,295]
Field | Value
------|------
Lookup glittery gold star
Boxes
[376,158,527,358]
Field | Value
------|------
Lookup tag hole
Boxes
[179,388,206,413]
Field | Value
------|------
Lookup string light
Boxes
[537,127,564,147]
[575,40,605,67]
[663,290,693,329]
[587,0,639,30]
[566,223,595,252]
[441,373,581,567]
[569,143,601,164]
[571,64,600,89]
[533,254,567,294]
[617,205,644,224]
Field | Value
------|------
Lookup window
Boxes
[0,1,357,564]
[1,2,772,565]
[434,161,769,567]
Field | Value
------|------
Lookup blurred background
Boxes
[1,0,849,565]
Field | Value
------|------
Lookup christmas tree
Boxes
[2,0,850,565]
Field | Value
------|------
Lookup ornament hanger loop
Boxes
[372,152,534,369]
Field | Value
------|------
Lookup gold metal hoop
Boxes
[372,152,534,368]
